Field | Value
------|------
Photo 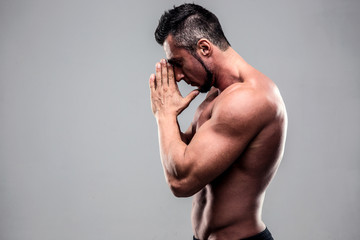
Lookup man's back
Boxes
[189,72,287,239]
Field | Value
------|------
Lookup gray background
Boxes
[1,0,359,239]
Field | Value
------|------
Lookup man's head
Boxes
[155,4,230,93]
[155,3,230,54]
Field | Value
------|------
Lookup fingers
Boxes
[161,59,168,86]
[155,59,170,88]
[154,59,176,89]
[167,63,176,89]
[155,62,161,88]
[149,74,155,91]
[150,60,195,117]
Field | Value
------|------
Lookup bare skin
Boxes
[149,35,287,240]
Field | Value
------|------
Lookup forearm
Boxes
[156,115,188,181]
[149,59,199,195]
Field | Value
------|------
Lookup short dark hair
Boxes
[154,3,230,53]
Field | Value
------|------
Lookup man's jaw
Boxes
[192,53,215,93]
[198,73,215,93]
[181,76,214,93]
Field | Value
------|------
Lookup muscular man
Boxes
[149,4,287,240]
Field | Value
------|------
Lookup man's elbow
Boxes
[168,179,197,198]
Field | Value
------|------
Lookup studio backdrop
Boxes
[1,0,359,239]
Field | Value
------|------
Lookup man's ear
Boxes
[197,38,212,57]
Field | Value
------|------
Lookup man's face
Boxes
[163,35,213,93]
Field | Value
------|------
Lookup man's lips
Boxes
[181,79,198,87]
[186,80,196,86]
[183,79,191,85]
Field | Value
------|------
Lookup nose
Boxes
[174,67,185,82]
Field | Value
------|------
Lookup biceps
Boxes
[183,122,250,186]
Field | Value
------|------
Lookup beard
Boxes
[192,53,214,93]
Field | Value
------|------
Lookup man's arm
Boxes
[149,60,269,197]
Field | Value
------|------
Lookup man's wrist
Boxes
[155,113,177,124]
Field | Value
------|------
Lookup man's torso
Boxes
[189,74,287,239]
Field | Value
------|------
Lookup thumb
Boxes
[184,90,200,105]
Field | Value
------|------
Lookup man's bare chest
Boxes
[192,90,219,131]
[194,103,214,130]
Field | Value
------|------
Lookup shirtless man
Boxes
[149,4,287,240]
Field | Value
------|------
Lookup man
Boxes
[149,4,287,240]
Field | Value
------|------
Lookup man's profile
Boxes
[149,4,287,240]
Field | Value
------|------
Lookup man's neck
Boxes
[212,47,255,92]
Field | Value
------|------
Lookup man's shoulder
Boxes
[211,82,280,130]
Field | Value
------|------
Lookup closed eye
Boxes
[168,58,182,68]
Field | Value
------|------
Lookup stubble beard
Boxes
[192,53,214,93]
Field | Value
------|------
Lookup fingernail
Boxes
[156,63,161,69]
[161,59,166,64]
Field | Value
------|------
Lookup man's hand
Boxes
[149,59,199,118]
